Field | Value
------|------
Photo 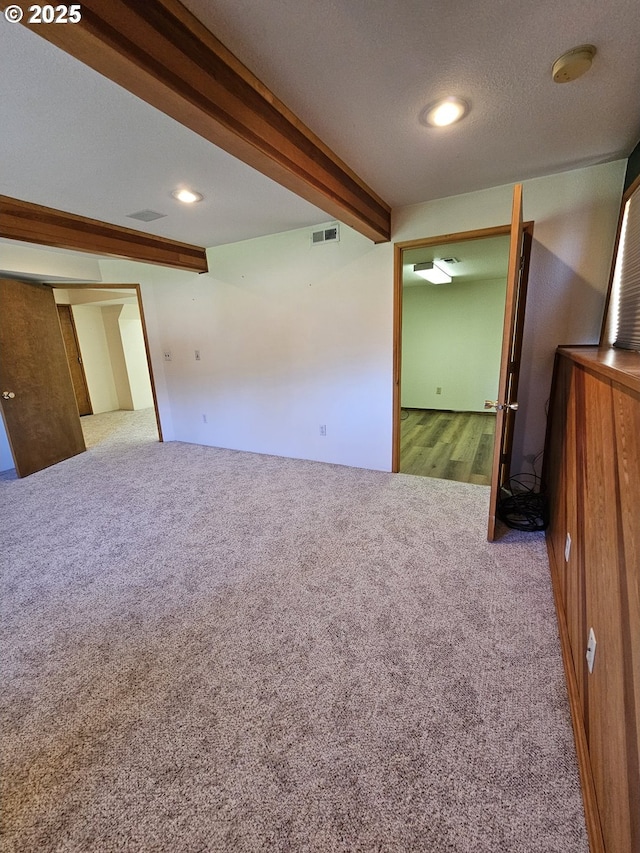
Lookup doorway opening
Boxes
[51,283,162,450]
[398,233,511,485]
[392,222,533,485]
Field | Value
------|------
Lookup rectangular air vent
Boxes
[127,209,167,222]
[311,224,340,245]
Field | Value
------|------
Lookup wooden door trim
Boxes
[392,221,534,473]
[0,195,208,273]
[51,283,163,441]
[392,240,404,474]
[10,0,391,244]
[487,186,524,541]
[500,226,533,474]
[394,223,524,252]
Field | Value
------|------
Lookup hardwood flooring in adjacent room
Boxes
[400,408,496,485]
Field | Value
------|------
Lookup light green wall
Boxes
[401,277,507,412]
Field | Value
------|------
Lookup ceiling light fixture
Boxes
[413,261,452,284]
[171,188,203,204]
[421,96,469,128]
[552,44,596,83]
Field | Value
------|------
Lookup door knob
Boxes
[2,391,16,400]
[484,400,518,411]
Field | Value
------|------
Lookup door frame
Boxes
[57,303,93,416]
[50,282,163,441]
[392,222,534,473]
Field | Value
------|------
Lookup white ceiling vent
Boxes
[311,224,340,246]
[127,209,167,222]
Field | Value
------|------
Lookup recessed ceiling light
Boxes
[171,188,203,204]
[421,97,469,128]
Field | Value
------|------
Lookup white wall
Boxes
[402,277,506,412]
[119,304,154,410]
[70,302,154,413]
[0,243,101,282]
[97,160,624,475]
[98,224,394,470]
[96,263,180,439]
[71,304,119,413]
[103,305,134,410]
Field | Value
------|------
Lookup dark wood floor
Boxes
[399,408,496,485]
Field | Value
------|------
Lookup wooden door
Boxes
[487,185,528,540]
[0,278,86,477]
[57,304,93,416]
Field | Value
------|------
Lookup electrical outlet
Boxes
[319,424,327,436]
[195,350,201,361]
[564,533,571,562]
[436,387,442,395]
[586,628,597,673]
[163,351,172,361]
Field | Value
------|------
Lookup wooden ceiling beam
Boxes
[14,0,391,243]
[0,196,209,273]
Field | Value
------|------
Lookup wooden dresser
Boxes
[544,346,640,853]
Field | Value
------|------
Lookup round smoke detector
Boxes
[552,44,596,83]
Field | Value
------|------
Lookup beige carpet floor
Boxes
[0,410,587,852]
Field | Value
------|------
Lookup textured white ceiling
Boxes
[0,22,329,248]
[182,0,640,206]
[1,0,639,251]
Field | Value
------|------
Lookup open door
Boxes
[486,185,529,540]
[0,278,86,477]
